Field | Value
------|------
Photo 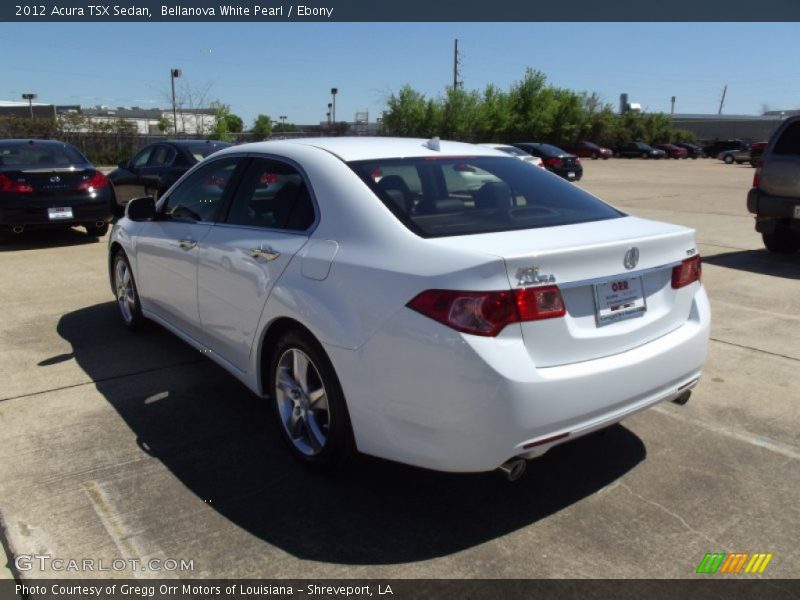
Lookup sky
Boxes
[3,22,800,127]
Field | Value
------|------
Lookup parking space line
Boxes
[710,337,799,363]
[653,405,800,461]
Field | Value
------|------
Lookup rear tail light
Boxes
[0,174,34,193]
[544,157,563,169]
[259,172,279,185]
[407,285,566,337]
[671,255,702,289]
[752,167,761,188]
[575,157,582,165]
[77,171,109,191]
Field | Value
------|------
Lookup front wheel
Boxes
[113,252,145,330]
[724,155,734,164]
[762,227,799,254]
[269,330,355,470]
[591,152,598,160]
[641,152,649,159]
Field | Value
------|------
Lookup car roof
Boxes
[237,137,505,162]
[0,139,76,147]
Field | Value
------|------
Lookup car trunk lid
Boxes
[429,216,700,367]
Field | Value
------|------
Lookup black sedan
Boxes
[511,143,583,181]
[613,142,666,159]
[675,142,705,159]
[0,139,113,237]
[108,140,232,208]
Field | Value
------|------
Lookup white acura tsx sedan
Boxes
[108,137,709,478]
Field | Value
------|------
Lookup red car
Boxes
[563,141,612,160]
[749,141,767,167]
[654,144,689,159]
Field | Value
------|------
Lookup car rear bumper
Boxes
[0,197,113,228]
[747,188,800,230]
[329,285,710,473]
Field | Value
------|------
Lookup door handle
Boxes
[179,239,197,250]
[249,246,280,261]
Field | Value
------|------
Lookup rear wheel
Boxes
[641,152,649,159]
[762,226,799,254]
[591,152,598,160]
[269,330,355,470]
[724,155,734,164]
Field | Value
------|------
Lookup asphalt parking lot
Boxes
[0,158,798,580]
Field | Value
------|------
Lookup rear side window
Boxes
[773,121,800,155]
[225,158,315,232]
[350,156,623,238]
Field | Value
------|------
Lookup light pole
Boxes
[170,68,182,135]
[327,103,332,127]
[330,88,337,125]
[21,93,37,120]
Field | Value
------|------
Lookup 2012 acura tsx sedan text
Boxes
[108,137,710,478]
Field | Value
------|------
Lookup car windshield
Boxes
[349,156,623,238]
[0,142,87,167]
[185,142,232,162]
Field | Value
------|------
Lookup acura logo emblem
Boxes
[624,247,639,270]
[50,176,61,183]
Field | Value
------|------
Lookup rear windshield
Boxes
[349,156,623,238]
[531,144,564,156]
[185,142,232,162]
[0,142,87,167]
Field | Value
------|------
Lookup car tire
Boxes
[112,251,145,330]
[86,222,109,237]
[641,152,649,159]
[591,152,598,160]
[724,155,734,164]
[269,329,355,470]
[762,227,799,254]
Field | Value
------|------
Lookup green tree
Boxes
[251,114,273,140]
[156,115,172,133]
[225,113,244,134]
[209,101,231,141]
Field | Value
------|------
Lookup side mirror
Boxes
[126,196,156,221]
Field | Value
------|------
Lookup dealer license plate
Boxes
[48,207,74,220]
[594,276,647,327]
[567,171,576,179]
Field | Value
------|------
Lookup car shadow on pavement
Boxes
[53,302,647,565]
[703,249,800,280]
[0,228,102,250]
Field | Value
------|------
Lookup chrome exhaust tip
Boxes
[11,225,24,234]
[95,220,106,228]
[672,390,692,406]
[498,457,527,482]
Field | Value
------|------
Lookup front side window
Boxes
[148,145,176,167]
[350,156,623,238]
[225,158,315,232]
[161,158,240,223]
[131,146,154,169]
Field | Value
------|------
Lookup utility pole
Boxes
[22,93,37,120]
[170,68,182,134]
[718,85,727,115]
[453,38,462,92]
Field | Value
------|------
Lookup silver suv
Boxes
[747,116,800,253]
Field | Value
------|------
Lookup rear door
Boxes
[197,157,315,371]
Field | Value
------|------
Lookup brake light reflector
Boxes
[544,157,563,168]
[671,255,702,289]
[77,171,109,191]
[407,285,566,337]
[0,174,33,193]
